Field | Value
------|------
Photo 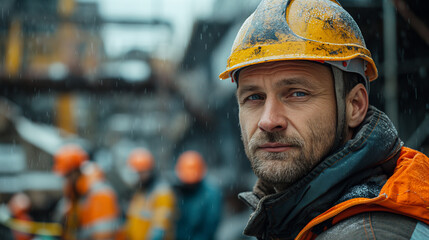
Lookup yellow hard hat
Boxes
[219,0,378,83]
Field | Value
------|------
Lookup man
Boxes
[53,144,120,240]
[125,148,176,240]
[173,151,222,240]
[219,0,429,239]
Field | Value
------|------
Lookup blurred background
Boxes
[0,0,428,239]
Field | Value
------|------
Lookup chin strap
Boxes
[332,66,347,152]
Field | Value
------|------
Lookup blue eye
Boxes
[292,92,307,97]
[248,94,263,100]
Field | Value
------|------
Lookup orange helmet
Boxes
[175,151,206,184]
[128,148,154,172]
[53,144,88,176]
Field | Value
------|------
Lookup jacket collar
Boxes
[239,106,403,239]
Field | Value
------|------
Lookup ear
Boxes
[346,84,368,128]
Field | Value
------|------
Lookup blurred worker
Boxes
[173,151,222,240]
[124,148,176,240]
[219,0,429,239]
[0,193,63,239]
[53,144,120,240]
[8,193,33,240]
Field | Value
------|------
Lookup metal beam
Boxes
[0,77,156,93]
[6,14,172,31]
[383,0,399,129]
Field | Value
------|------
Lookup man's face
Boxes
[136,170,153,189]
[237,61,336,188]
[138,170,152,183]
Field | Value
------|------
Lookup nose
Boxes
[258,97,287,132]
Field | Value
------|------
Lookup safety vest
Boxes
[125,181,175,240]
[296,147,429,240]
[61,180,120,240]
[78,181,119,240]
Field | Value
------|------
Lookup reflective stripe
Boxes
[411,221,429,240]
[79,218,118,239]
[150,227,165,240]
[2,218,62,236]
[79,182,114,205]
[90,182,111,194]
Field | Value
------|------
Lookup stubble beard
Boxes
[242,123,335,189]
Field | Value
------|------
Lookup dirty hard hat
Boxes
[219,0,378,86]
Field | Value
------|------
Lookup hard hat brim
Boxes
[219,41,378,82]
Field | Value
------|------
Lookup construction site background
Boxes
[0,0,428,239]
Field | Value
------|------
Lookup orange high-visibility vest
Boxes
[78,181,119,240]
[62,175,120,240]
[296,147,429,240]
